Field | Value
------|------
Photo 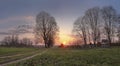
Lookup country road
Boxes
[0,50,48,66]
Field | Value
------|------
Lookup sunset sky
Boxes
[0,0,120,42]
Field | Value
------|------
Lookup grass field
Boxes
[0,47,44,64]
[0,47,39,57]
[8,47,120,66]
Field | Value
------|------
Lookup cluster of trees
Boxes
[0,11,59,48]
[35,11,59,48]
[1,7,120,48]
[0,35,33,47]
[73,6,120,46]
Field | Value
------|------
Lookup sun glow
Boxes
[63,41,66,44]
[59,33,74,45]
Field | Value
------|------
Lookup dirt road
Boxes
[0,50,48,66]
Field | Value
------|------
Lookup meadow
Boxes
[0,47,43,64]
[8,47,120,66]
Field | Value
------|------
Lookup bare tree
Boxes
[20,38,33,46]
[1,35,19,47]
[117,26,120,43]
[85,7,101,45]
[35,11,59,48]
[1,36,11,46]
[117,15,120,43]
[73,16,87,46]
[101,6,116,45]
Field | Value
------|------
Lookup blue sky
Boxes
[0,0,120,40]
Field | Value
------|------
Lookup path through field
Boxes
[8,47,120,66]
[0,49,48,66]
[0,51,38,59]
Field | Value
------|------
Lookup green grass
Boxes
[8,47,120,66]
[0,47,45,64]
[0,47,39,57]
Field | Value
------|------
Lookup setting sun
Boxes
[59,33,74,45]
[63,41,66,44]
[0,0,120,66]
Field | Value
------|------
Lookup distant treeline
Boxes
[0,35,33,47]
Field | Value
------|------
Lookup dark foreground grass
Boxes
[9,47,120,66]
[0,47,44,64]
[0,47,39,57]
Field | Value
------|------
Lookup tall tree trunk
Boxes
[108,35,111,46]
[83,37,87,47]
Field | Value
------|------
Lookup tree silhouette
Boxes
[101,6,116,45]
[35,11,59,48]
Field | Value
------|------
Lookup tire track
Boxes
[0,50,48,66]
